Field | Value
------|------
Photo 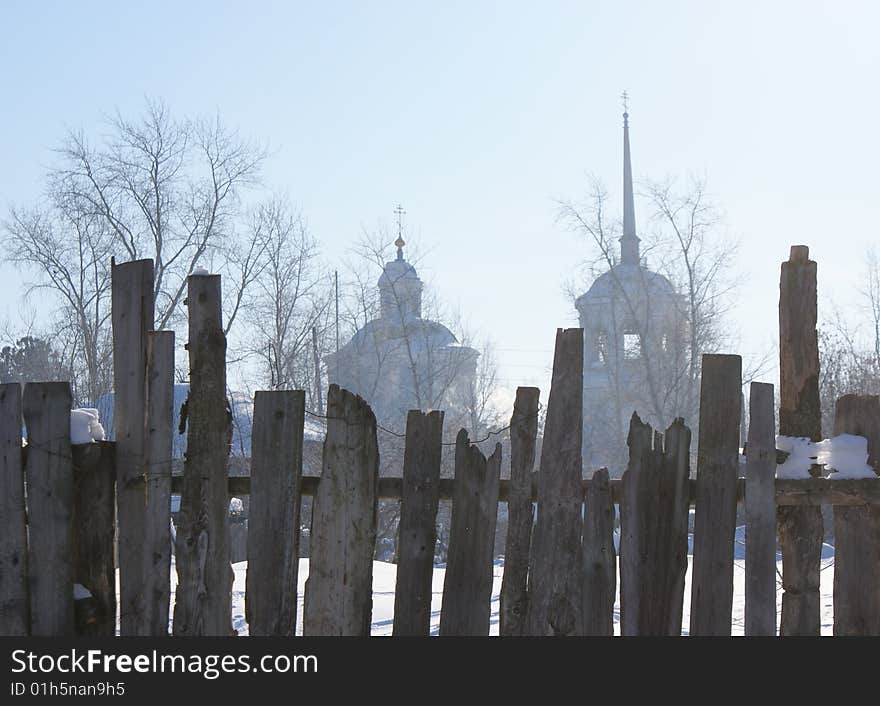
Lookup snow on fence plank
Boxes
[690,354,741,636]
[143,330,174,636]
[71,442,116,636]
[777,245,823,636]
[246,390,305,636]
[173,274,233,636]
[499,386,540,636]
[527,328,584,636]
[23,382,74,636]
[582,467,615,636]
[745,381,778,636]
[0,383,28,636]
[393,409,444,636]
[439,431,501,636]
[620,415,690,635]
[111,258,154,636]
[303,385,379,636]
[832,394,880,635]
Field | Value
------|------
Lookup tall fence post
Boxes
[0,383,28,635]
[582,467,616,636]
[112,258,154,635]
[439,432,502,636]
[393,409,444,636]
[620,414,691,635]
[173,273,233,636]
[143,330,174,635]
[499,386,539,637]
[744,381,778,636]
[832,394,880,635]
[777,245,823,636]
[71,442,116,636]
[527,327,584,636]
[690,354,742,636]
[245,390,305,637]
[303,385,379,636]
[23,382,74,636]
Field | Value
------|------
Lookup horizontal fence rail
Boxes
[169,472,880,506]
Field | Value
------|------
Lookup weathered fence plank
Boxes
[71,442,116,637]
[499,386,540,637]
[582,468,616,636]
[173,273,233,636]
[690,354,742,636]
[143,330,174,636]
[527,328,584,636]
[112,258,154,635]
[303,385,379,636]
[246,390,305,637]
[832,394,880,635]
[620,415,691,635]
[393,409,444,636]
[0,383,28,636]
[744,381,778,636]
[23,382,74,636]
[439,432,502,636]
[778,245,824,636]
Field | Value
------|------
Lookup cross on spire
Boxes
[394,204,406,260]
[621,90,629,114]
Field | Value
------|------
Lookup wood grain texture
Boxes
[111,258,154,635]
[0,383,28,635]
[172,274,233,636]
[744,382,778,636]
[527,328,584,636]
[499,387,539,637]
[439,431,501,636]
[620,415,691,635]
[142,330,174,635]
[690,354,741,636]
[832,394,880,636]
[303,385,379,636]
[246,390,305,636]
[23,382,74,636]
[778,245,823,636]
[393,409,444,636]
[71,441,116,637]
[582,467,616,636]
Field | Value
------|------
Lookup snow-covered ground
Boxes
[161,531,835,636]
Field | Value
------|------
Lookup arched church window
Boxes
[596,330,608,364]
[623,332,641,359]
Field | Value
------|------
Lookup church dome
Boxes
[378,258,419,289]
[578,262,676,307]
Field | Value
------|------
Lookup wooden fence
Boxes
[2,246,880,637]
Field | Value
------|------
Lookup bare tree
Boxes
[52,99,266,331]
[818,252,880,432]
[244,197,333,411]
[4,206,113,404]
[3,99,267,404]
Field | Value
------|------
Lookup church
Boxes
[575,108,687,473]
[325,233,479,429]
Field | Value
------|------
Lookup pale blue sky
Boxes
[2,1,878,404]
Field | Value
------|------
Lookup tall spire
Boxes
[620,92,640,266]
